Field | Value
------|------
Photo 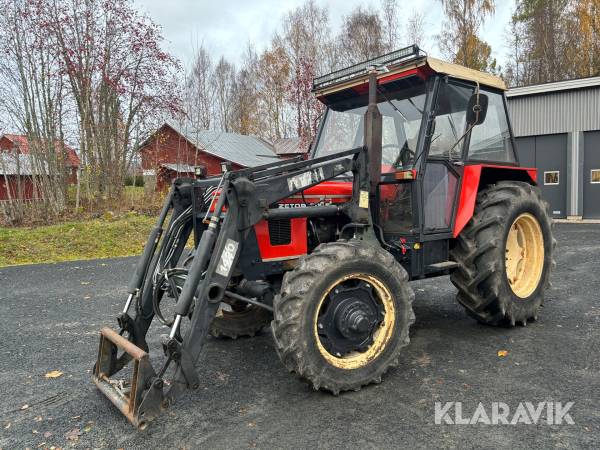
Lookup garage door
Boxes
[515,134,567,218]
[583,131,600,219]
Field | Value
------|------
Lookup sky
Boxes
[134,0,516,73]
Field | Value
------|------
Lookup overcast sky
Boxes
[136,0,515,72]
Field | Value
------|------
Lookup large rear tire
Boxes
[272,240,415,394]
[450,181,555,326]
[209,303,272,339]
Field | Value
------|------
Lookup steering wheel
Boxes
[384,143,415,168]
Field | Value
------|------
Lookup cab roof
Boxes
[312,45,506,99]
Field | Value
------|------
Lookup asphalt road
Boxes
[0,223,599,449]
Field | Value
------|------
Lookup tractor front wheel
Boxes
[450,181,555,326]
[272,240,415,394]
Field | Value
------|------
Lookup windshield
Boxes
[313,78,427,172]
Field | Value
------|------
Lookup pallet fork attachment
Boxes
[93,328,160,429]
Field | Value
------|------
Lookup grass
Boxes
[0,213,155,266]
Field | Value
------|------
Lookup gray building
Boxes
[506,76,600,219]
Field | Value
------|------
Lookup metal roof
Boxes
[0,153,47,175]
[272,137,306,155]
[160,163,196,173]
[506,76,600,98]
[168,123,278,167]
[426,57,507,91]
[0,134,80,167]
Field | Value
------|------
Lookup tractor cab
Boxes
[311,46,529,277]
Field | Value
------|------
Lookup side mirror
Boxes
[466,93,488,126]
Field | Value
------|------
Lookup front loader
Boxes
[93,46,555,428]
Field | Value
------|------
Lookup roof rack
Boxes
[312,45,425,92]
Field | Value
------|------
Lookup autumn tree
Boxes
[439,0,498,72]
[212,57,236,132]
[47,0,180,199]
[339,7,386,64]
[406,10,426,48]
[256,43,291,141]
[380,0,400,51]
[0,0,73,221]
[186,44,214,131]
[230,45,262,136]
[282,0,329,146]
[505,0,579,85]
[569,0,600,77]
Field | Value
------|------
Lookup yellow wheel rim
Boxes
[505,213,545,298]
[314,273,395,370]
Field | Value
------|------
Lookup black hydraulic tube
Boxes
[127,187,174,295]
[264,205,340,220]
[173,181,228,318]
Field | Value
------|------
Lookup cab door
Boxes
[421,79,473,233]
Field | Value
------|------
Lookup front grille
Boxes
[268,219,292,245]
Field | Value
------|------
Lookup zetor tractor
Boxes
[93,45,555,428]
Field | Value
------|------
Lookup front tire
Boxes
[450,181,555,326]
[272,240,415,394]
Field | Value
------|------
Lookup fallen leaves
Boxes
[45,370,64,379]
[64,427,81,441]
[497,350,509,357]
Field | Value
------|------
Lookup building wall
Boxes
[507,87,600,137]
[1,136,78,185]
[0,136,18,152]
[0,175,37,201]
[139,125,243,177]
[507,84,600,218]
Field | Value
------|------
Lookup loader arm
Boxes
[93,146,373,428]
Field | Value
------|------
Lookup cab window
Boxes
[429,81,473,159]
[468,90,516,163]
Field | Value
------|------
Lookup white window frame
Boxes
[543,171,560,186]
[591,169,600,184]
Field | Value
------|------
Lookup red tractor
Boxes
[93,46,555,428]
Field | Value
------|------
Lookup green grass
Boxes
[0,213,155,266]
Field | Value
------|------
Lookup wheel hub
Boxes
[317,281,384,357]
[505,213,545,298]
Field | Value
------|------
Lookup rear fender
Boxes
[453,164,537,238]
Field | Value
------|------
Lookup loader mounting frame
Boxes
[92,144,379,428]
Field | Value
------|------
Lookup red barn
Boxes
[0,154,39,201]
[0,134,80,182]
[138,123,278,191]
[0,134,80,201]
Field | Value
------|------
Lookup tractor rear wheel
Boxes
[209,302,272,339]
[450,181,555,326]
[272,240,415,394]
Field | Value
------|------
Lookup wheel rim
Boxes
[505,213,545,298]
[314,273,395,370]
